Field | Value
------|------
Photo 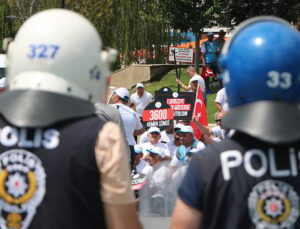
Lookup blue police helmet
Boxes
[220,16,300,143]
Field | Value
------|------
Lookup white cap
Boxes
[148,127,161,134]
[0,78,7,88]
[134,145,143,154]
[174,123,184,132]
[146,147,165,159]
[136,83,144,88]
[179,125,194,134]
[114,87,129,101]
[189,75,201,84]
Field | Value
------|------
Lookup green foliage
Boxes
[162,0,222,72]
[221,0,300,25]
[0,0,14,52]
[2,0,298,65]
[206,93,217,123]
[163,0,222,32]
[67,0,171,67]
[0,0,63,45]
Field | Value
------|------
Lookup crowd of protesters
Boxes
[107,56,230,217]
[1,8,299,229]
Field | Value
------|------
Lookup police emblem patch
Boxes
[248,180,299,229]
[0,149,46,229]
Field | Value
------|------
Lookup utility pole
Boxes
[6,15,17,38]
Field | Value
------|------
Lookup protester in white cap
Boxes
[132,145,152,177]
[144,147,172,216]
[170,125,206,191]
[111,87,145,169]
[170,125,205,168]
[167,122,183,158]
[112,87,130,102]
[138,120,174,144]
[140,127,171,160]
[130,82,153,119]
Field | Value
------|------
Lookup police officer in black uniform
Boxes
[0,9,141,229]
[171,16,300,229]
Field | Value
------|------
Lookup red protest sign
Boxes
[142,101,174,131]
[143,109,174,122]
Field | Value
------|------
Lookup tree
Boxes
[0,0,15,52]
[2,0,62,40]
[68,0,171,68]
[221,0,300,25]
[163,0,222,72]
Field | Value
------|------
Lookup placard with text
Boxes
[142,101,174,131]
[154,89,196,120]
[168,47,194,64]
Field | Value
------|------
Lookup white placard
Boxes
[168,47,194,64]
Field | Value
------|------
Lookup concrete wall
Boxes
[110,64,176,89]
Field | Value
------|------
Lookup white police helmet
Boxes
[0,9,116,127]
[7,9,114,103]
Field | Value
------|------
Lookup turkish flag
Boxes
[191,86,208,140]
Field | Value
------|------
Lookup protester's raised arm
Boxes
[176,78,191,91]
[192,116,211,136]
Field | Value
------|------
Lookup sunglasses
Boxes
[215,119,222,123]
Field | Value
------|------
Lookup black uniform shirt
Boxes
[178,132,300,229]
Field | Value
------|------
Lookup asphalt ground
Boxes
[140,216,171,229]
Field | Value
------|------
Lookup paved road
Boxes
[140,216,171,229]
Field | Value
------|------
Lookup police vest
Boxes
[0,115,106,229]
[194,132,300,229]
[204,40,219,64]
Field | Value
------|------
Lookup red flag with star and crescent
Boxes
[191,86,208,139]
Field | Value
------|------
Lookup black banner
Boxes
[154,88,196,120]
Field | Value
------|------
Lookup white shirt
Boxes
[211,126,235,141]
[138,130,173,144]
[167,141,178,158]
[211,126,226,140]
[112,103,143,145]
[189,74,206,93]
[136,160,152,177]
[215,88,229,111]
[169,141,205,191]
[130,91,153,117]
[148,162,171,198]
